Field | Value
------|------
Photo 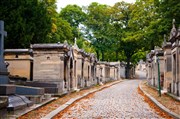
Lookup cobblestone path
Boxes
[61,80,162,119]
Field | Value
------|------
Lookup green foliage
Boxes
[0,0,75,48]
[85,2,112,61]
[76,38,95,53]
[1,0,179,68]
[157,0,180,34]
[0,0,52,48]
[47,17,73,43]
[59,5,87,39]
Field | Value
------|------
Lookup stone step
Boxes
[15,85,44,95]
[0,84,16,95]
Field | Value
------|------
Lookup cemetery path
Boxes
[54,79,163,119]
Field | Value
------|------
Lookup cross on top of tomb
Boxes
[73,37,79,49]
[0,20,7,57]
[172,19,175,29]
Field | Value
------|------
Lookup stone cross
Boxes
[0,20,7,57]
[74,38,77,45]
[172,19,175,28]
[74,37,79,49]
[0,20,9,84]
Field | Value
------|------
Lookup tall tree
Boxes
[45,0,74,43]
[85,2,112,61]
[0,0,52,48]
[59,4,87,40]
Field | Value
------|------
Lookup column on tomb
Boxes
[162,36,172,92]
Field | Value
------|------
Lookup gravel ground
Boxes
[59,80,162,119]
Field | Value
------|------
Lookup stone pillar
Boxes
[162,38,172,92]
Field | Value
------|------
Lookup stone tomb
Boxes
[32,43,76,94]
[110,65,116,80]
[162,35,172,92]
[81,52,91,87]
[72,42,97,89]
[89,54,97,85]
[96,62,110,83]
[4,49,33,81]
[110,62,121,80]
[147,48,164,88]
[168,19,180,96]
[120,62,126,79]
[72,44,86,89]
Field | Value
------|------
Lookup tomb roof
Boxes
[4,49,32,53]
[31,43,70,50]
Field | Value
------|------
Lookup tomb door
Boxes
[30,61,33,81]
[91,65,94,81]
[64,59,67,88]
[173,53,176,93]
[70,58,73,89]
[81,60,84,87]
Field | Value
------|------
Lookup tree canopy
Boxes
[0,0,179,72]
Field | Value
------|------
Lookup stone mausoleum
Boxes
[146,19,180,97]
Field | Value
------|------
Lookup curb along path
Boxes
[139,81,180,119]
[42,80,123,119]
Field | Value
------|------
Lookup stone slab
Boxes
[7,95,27,111]
[15,85,44,95]
[25,82,58,94]
[0,85,16,95]
[18,95,34,107]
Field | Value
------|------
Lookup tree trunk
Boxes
[96,50,99,60]
[150,40,154,50]
[126,57,131,79]
[101,50,104,61]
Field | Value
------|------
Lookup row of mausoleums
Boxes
[146,20,180,97]
[4,41,128,94]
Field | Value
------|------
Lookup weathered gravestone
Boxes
[0,20,9,109]
[0,20,36,110]
[0,20,9,84]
